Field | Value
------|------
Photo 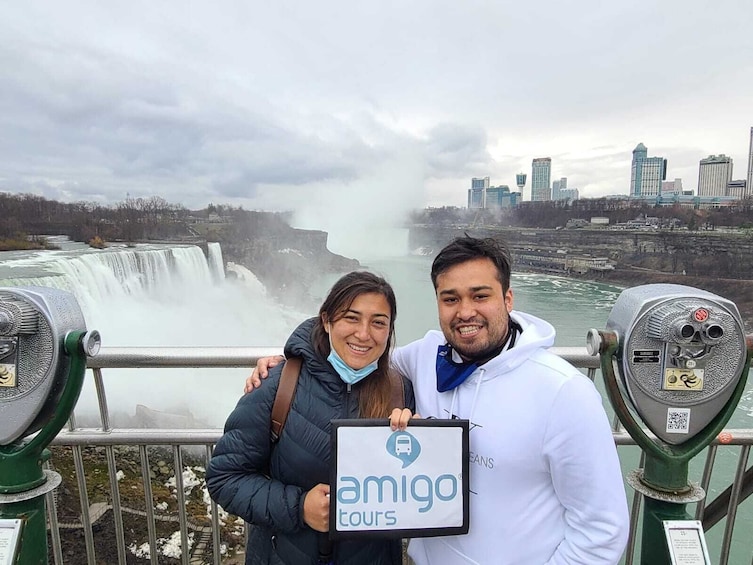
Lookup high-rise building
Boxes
[698,155,733,197]
[468,188,484,209]
[630,143,647,195]
[468,177,489,209]
[558,187,579,201]
[486,185,517,208]
[552,177,567,200]
[471,177,490,190]
[531,158,551,201]
[747,127,753,198]
[630,143,667,197]
[727,179,747,200]
[661,178,684,195]
[467,178,521,209]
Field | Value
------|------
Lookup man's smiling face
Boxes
[435,257,513,361]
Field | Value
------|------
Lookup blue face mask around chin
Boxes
[327,347,379,385]
[436,344,478,392]
[326,323,380,385]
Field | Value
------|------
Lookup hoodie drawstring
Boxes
[469,367,484,422]
[449,367,485,422]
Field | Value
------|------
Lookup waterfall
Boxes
[0,245,217,318]
[226,262,267,296]
[207,242,225,282]
[0,242,307,424]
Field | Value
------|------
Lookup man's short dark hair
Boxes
[431,235,512,291]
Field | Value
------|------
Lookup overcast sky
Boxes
[1,1,752,229]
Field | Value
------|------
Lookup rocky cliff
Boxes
[220,228,360,310]
[409,226,753,329]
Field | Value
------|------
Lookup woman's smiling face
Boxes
[324,292,391,370]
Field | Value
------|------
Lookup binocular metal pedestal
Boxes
[592,327,753,565]
[0,329,89,564]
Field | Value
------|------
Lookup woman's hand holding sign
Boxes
[389,408,420,431]
[303,483,331,532]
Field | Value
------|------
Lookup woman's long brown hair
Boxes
[311,271,398,418]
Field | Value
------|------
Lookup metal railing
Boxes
[43,347,753,565]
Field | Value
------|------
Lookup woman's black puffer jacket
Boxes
[206,318,415,565]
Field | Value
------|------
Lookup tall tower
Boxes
[630,143,666,197]
[698,155,733,197]
[468,177,489,209]
[630,143,648,196]
[531,158,552,201]
[747,126,753,198]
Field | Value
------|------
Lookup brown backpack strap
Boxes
[270,357,302,443]
[388,372,405,411]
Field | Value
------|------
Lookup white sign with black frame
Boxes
[329,418,469,539]
[0,519,23,565]
[663,520,711,565]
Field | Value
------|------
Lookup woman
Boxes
[206,271,415,565]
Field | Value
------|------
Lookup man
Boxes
[249,236,630,564]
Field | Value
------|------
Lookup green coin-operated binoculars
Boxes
[587,284,753,565]
[0,287,100,564]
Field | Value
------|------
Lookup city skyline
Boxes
[477,134,751,204]
[0,2,751,233]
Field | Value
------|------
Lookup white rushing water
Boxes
[0,240,306,424]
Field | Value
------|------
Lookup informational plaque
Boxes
[0,519,23,565]
[330,419,469,539]
[663,520,711,565]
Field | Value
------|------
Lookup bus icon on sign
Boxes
[387,431,420,467]
[395,436,412,455]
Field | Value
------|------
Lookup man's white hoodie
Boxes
[391,311,629,565]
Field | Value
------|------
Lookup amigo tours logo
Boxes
[385,431,421,468]
[334,426,464,532]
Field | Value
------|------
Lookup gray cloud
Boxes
[0,0,751,211]
[424,124,493,178]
